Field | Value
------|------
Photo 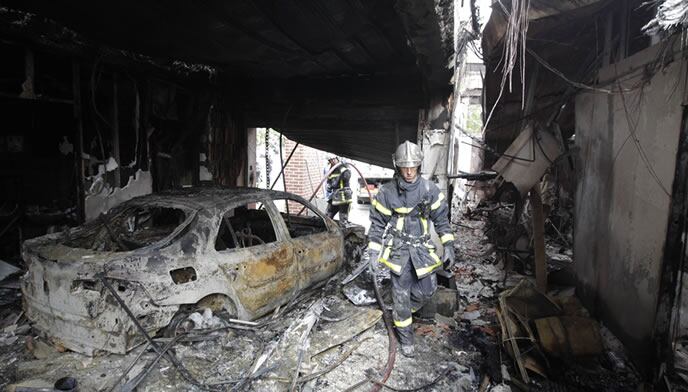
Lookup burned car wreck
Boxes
[21,188,348,355]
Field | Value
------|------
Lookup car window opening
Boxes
[64,206,187,252]
[215,204,277,251]
[274,199,327,238]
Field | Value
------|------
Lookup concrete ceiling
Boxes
[6,0,418,79]
[3,0,453,167]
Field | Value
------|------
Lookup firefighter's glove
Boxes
[442,243,455,271]
[365,248,380,273]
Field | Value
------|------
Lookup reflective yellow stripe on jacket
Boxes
[380,259,401,273]
[420,217,428,235]
[372,199,392,216]
[416,260,442,276]
[396,216,405,231]
[416,248,443,277]
[431,192,445,210]
[378,238,400,273]
[408,242,442,277]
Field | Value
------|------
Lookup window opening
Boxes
[274,198,327,238]
[64,206,187,252]
[215,203,278,251]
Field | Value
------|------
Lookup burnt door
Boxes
[213,200,298,319]
[271,198,343,290]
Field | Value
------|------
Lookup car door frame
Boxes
[209,197,299,319]
[266,196,343,290]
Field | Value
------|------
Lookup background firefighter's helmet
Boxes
[393,140,423,168]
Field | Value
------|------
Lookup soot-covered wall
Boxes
[574,42,686,370]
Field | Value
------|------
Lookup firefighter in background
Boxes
[325,156,352,225]
[365,141,455,357]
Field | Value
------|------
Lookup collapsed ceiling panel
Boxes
[480,0,613,158]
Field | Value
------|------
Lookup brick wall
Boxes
[283,139,325,212]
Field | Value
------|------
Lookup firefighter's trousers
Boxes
[391,249,437,346]
[327,202,350,224]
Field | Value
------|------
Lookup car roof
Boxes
[124,186,304,211]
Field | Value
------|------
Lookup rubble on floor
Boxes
[0,273,32,390]
[3,276,480,392]
[0,198,644,391]
[453,199,641,391]
[671,338,688,387]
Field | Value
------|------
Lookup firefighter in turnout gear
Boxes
[325,156,352,225]
[366,141,455,357]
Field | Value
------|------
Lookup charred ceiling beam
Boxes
[247,0,381,76]
[304,0,377,68]
[480,0,616,156]
[6,0,424,79]
[0,7,217,86]
[1,0,451,166]
[394,0,454,93]
[344,0,408,61]
[240,0,339,74]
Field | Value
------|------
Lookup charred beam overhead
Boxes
[480,0,621,152]
[5,0,420,80]
[0,8,217,88]
[395,0,454,91]
[2,0,453,166]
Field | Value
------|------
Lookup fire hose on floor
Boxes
[301,162,397,392]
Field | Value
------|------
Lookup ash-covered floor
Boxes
[0,199,643,391]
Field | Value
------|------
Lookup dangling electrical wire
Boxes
[482,0,531,133]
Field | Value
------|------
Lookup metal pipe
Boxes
[108,342,151,392]
[269,140,300,190]
[99,276,218,391]
[279,134,290,218]
[120,336,182,392]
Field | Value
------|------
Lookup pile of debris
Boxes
[2,280,482,391]
[0,259,30,389]
[452,199,641,391]
[2,249,484,392]
[496,280,640,390]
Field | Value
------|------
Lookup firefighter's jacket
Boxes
[327,166,352,205]
[368,176,454,278]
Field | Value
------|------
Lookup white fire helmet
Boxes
[392,140,423,168]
